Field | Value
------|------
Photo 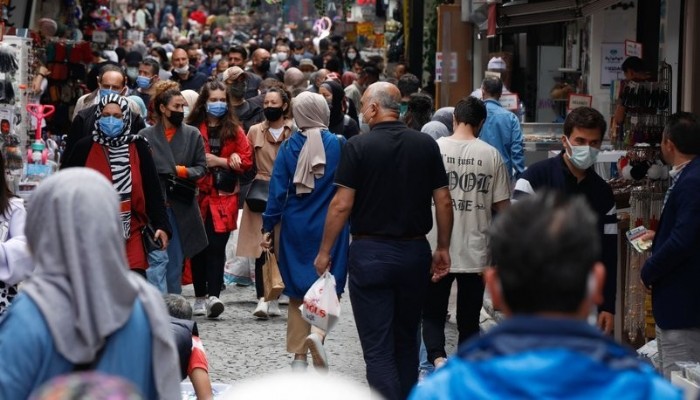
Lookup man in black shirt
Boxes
[170,48,209,92]
[315,82,453,400]
[513,107,617,335]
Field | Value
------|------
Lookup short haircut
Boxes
[362,64,379,81]
[621,56,645,73]
[99,64,127,86]
[489,191,601,314]
[481,76,503,98]
[163,294,193,320]
[454,96,487,132]
[369,84,400,114]
[563,107,607,140]
[140,58,160,75]
[405,92,433,130]
[229,46,248,59]
[664,112,700,155]
[397,73,420,98]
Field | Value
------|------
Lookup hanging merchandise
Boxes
[0,44,18,73]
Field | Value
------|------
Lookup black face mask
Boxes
[259,60,271,73]
[167,110,184,127]
[263,106,284,121]
[228,82,247,99]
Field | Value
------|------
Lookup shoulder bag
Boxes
[245,178,269,213]
[166,174,197,203]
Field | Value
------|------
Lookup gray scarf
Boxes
[21,168,180,399]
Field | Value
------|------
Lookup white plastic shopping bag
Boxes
[300,272,341,332]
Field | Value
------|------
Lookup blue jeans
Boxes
[146,249,169,293]
[165,208,184,294]
[419,337,434,373]
[348,238,432,400]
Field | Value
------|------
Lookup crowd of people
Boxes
[0,2,696,399]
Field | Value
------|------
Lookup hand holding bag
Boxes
[300,272,341,333]
[263,249,285,301]
[141,224,163,252]
[245,179,270,213]
[166,174,197,203]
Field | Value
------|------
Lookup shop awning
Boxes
[496,0,625,29]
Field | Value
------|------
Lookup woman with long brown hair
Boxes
[140,81,208,295]
[186,80,253,319]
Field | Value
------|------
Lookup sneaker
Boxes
[278,294,290,305]
[193,298,206,316]
[268,300,281,317]
[253,297,269,319]
[291,359,308,372]
[305,333,328,372]
[206,296,225,319]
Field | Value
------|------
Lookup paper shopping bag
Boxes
[263,250,285,301]
[300,272,341,332]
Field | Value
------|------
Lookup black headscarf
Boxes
[320,80,345,136]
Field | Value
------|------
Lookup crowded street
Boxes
[0,0,698,399]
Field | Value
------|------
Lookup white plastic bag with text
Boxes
[300,272,341,332]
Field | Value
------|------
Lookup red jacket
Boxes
[197,123,253,233]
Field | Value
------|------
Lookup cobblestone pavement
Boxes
[181,281,458,388]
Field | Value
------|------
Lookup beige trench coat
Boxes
[236,119,293,258]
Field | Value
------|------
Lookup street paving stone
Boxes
[181,282,458,388]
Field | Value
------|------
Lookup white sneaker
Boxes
[193,298,206,316]
[268,300,281,317]
[206,296,224,319]
[253,297,269,319]
[278,294,290,305]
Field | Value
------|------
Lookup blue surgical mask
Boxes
[565,137,600,170]
[136,76,152,89]
[99,116,125,138]
[206,101,228,117]
[99,88,120,99]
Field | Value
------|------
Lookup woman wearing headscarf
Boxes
[186,80,253,319]
[61,94,170,277]
[261,92,350,372]
[140,81,208,295]
[237,87,294,320]
[319,80,359,139]
[0,168,181,399]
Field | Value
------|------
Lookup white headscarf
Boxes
[21,168,180,399]
[292,91,330,195]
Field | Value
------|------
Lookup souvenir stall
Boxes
[610,61,673,346]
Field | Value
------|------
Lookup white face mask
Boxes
[347,51,357,60]
[174,66,189,75]
[565,137,600,170]
[277,52,288,62]
[211,54,222,63]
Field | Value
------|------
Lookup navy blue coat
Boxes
[642,157,700,329]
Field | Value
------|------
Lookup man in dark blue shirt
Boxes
[513,107,617,334]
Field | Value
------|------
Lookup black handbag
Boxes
[212,168,238,192]
[245,179,270,213]
[141,224,163,252]
[166,174,197,203]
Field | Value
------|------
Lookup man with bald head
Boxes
[284,67,307,98]
[315,82,453,400]
[169,47,208,92]
[249,48,277,81]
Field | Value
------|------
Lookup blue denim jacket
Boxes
[479,99,525,180]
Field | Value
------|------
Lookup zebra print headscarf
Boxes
[92,94,142,239]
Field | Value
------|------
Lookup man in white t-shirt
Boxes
[424,96,511,369]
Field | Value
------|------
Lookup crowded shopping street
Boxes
[0,0,698,398]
